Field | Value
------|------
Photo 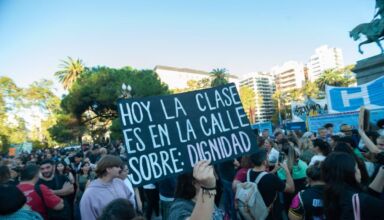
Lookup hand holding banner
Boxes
[117,84,258,186]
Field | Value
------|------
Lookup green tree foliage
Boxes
[0,77,61,151]
[210,68,229,87]
[271,107,287,125]
[0,77,23,152]
[239,86,256,122]
[8,116,27,144]
[109,118,123,141]
[272,90,288,124]
[24,79,61,114]
[55,57,85,90]
[51,66,169,144]
[315,65,356,91]
[48,114,85,144]
[61,66,169,120]
[23,79,61,147]
[272,90,286,107]
[301,81,320,99]
[172,78,211,94]
[286,88,303,102]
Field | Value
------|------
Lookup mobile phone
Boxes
[363,109,370,131]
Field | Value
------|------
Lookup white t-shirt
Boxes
[143,183,156,189]
[124,178,135,204]
[309,155,326,166]
[268,148,280,164]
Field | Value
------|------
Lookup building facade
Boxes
[307,45,344,81]
[271,61,306,92]
[154,65,238,90]
[239,72,275,122]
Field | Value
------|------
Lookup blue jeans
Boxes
[160,200,173,220]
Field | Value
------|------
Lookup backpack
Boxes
[235,170,269,220]
[34,177,71,220]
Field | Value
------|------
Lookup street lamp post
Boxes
[121,83,132,99]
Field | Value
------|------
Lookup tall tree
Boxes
[315,65,356,91]
[272,90,287,124]
[210,68,229,87]
[0,77,23,152]
[23,79,61,147]
[52,66,169,145]
[287,88,303,102]
[239,86,256,123]
[48,114,85,144]
[301,81,320,99]
[61,66,169,121]
[24,79,61,114]
[172,78,211,94]
[55,57,85,90]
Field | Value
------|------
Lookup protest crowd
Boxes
[0,106,383,220]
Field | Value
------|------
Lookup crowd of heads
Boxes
[0,111,383,220]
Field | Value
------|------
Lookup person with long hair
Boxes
[288,162,325,220]
[168,160,224,220]
[322,152,384,219]
[56,161,75,185]
[328,135,340,150]
[298,134,315,164]
[261,138,281,171]
[277,143,308,213]
[309,139,331,166]
[74,162,95,220]
[334,142,370,186]
[56,160,76,219]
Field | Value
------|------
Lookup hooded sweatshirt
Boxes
[80,178,135,220]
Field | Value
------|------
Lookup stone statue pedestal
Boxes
[353,54,384,85]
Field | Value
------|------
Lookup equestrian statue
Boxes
[350,0,384,54]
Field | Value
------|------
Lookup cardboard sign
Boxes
[117,84,258,186]
[285,122,307,132]
[251,122,273,135]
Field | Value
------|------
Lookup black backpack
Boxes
[34,179,71,220]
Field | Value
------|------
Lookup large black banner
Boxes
[117,83,258,186]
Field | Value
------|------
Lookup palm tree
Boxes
[315,66,356,91]
[301,81,319,99]
[55,57,85,90]
[239,86,256,123]
[210,68,229,87]
[287,88,303,102]
[272,90,287,124]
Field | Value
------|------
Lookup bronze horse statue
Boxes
[350,19,384,54]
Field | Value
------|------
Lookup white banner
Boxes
[291,98,328,122]
[326,75,384,113]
